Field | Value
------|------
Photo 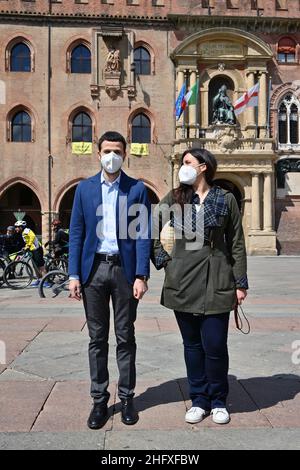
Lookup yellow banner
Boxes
[130,143,149,156]
[72,142,92,155]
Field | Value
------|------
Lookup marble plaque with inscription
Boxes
[199,41,243,57]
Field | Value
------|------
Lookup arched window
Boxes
[10,43,31,72]
[72,112,92,142]
[278,37,296,63]
[132,113,151,143]
[71,45,91,74]
[11,111,31,142]
[290,103,298,144]
[134,47,151,75]
[278,102,287,144]
[278,95,300,146]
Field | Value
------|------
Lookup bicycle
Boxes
[0,250,22,288]
[3,250,39,289]
[0,256,7,287]
[38,269,69,299]
[43,249,68,272]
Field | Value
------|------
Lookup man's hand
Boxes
[69,279,82,301]
[133,279,148,300]
[236,288,247,305]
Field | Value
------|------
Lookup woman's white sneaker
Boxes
[211,408,230,424]
[185,407,208,424]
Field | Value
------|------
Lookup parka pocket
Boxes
[164,257,183,290]
[210,255,235,292]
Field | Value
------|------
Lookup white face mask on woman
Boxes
[100,151,123,174]
[178,163,204,185]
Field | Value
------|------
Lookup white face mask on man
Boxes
[178,163,204,185]
[100,151,123,174]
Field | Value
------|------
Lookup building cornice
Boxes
[1,11,300,33]
[0,10,169,27]
[168,14,300,34]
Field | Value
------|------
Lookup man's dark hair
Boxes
[98,131,127,152]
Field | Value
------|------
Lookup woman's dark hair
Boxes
[173,148,217,207]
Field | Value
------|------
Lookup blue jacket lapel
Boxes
[89,171,102,217]
[116,170,129,237]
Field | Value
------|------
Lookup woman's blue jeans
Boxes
[174,311,230,411]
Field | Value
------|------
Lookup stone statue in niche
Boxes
[212,84,236,125]
[104,46,121,100]
[105,47,121,73]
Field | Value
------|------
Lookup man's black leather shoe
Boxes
[121,398,139,425]
[87,404,109,430]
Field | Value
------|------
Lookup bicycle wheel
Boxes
[0,259,6,287]
[3,260,34,289]
[38,270,69,299]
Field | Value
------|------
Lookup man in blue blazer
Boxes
[69,131,151,429]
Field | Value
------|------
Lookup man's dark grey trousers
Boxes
[82,256,139,404]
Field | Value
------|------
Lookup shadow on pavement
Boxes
[113,373,300,415]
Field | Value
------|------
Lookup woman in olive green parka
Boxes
[152,148,248,426]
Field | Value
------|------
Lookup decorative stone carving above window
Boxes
[92,28,136,101]
[104,47,122,100]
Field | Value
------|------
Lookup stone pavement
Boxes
[0,257,300,450]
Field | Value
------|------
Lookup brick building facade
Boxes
[0,1,300,253]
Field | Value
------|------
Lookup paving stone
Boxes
[104,428,300,450]
[43,318,86,332]
[0,381,55,432]
[0,432,105,450]
[32,381,116,432]
[113,379,187,430]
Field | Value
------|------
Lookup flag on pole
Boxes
[234,83,260,116]
[175,83,186,121]
[184,80,199,107]
[175,81,199,121]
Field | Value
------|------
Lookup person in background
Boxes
[48,219,69,258]
[14,220,46,286]
[0,226,24,257]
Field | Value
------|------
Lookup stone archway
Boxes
[214,178,243,211]
[58,185,78,229]
[0,182,42,235]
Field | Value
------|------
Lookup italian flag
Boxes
[181,80,199,111]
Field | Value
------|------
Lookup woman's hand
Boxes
[236,288,247,305]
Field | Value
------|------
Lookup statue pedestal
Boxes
[104,71,121,100]
[207,124,241,154]
[248,230,277,255]
[206,123,238,139]
[245,124,257,138]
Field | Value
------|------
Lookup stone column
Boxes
[251,172,261,231]
[258,71,267,137]
[263,172,273,232]
[176,69,185,139]
[129,31,135,89]
[173,158,180,188]
[189,69,197,138]
[246,71,256,126]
